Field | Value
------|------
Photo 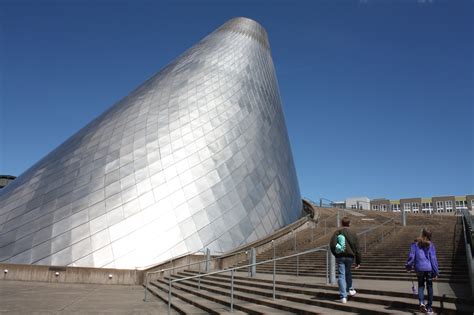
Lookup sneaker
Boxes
[348,289,357,296]
[340,297,347,304]
[426,308,433,315]
[420,304,427,313]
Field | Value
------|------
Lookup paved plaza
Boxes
[0,280,177,314]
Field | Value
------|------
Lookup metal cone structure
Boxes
[0,17,301,269]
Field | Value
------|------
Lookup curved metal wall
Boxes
[0,17,301,269]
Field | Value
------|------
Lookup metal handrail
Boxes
[144,215,319,301]
[319,197,336,207]
[217,215,311,259]
[302,197,321,207]
[143,248,249,302]
[461,210,473,249]
[145,216,313,278]
[143,215,324,301]
[461,215,474,298]
[160,244,329,314]
[357,218,394,235]
[356,218,395,253]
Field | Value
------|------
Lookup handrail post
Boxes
[230,269,234,312]
[205,248,210,272]
[247,250,251,277]
[250,247,256,278]
[293,230,296,251]
[168,278,172,315]
[329,250,336,284]
[462,215,474,298]
[296,255,299,277]
[198,260,201,290]
[272,240,276,300]
[143,273,148,301]
[311,221,314,243]
[364,233,367,253]
[326,249,329,284]
[294,229,298,277]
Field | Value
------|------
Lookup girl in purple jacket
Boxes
[405,228,439,314]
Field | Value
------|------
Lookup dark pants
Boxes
[417,271,433,308]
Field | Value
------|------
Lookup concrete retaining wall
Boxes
[0,263,143,285]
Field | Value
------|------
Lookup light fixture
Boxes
[3,269,8,274]
[55,271,60,277]
[108,274,113,279]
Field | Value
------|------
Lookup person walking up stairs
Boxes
[405,228,439,315]
[330,216,362,304]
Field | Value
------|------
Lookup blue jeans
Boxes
[417,271,433,308]
[337,256,354,299]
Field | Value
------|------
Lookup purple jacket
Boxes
[405,242,439,276]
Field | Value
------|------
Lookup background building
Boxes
[372,195,472,214]
[332,195,473,214]
[332,196,370,210]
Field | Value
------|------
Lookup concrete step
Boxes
[253,264,467,273]
[253,268,467,277]
[146,281,218,314]
[256,252,464,258]
[206,272,474,306]
[254,263,467,271]
[253,261,467,268]
[151,278,254,314]
[249,270,468,283]
[180,271,474,314]
[364,255,466,259]
[166,273,406,314]
[157,277,349,314]
[251,261,466,268]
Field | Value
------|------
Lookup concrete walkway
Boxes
[0,280,177,314]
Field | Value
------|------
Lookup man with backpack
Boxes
[330,216,361,304]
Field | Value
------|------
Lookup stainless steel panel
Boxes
[0,17,301,269]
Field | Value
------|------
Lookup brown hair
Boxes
[416,228,432,248]
[341,216,350,227]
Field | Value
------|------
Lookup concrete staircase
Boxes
[144,211,473,313]
[147,270,474,314]
[235,214,467,283]
[351,216,467,283]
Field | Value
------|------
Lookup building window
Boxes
[436,201,444,213]
[472,200,474,208]
[380,204,387,211]
[404,203,411,212]
[351,204,357,209]
[391,204,400,212]
[422,202,432,213]
[455,200,467,210]
[445,200,453,212]
[372,204,379,210]
[412,202,419,213]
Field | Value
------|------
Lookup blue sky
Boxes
[0,0,472,201]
